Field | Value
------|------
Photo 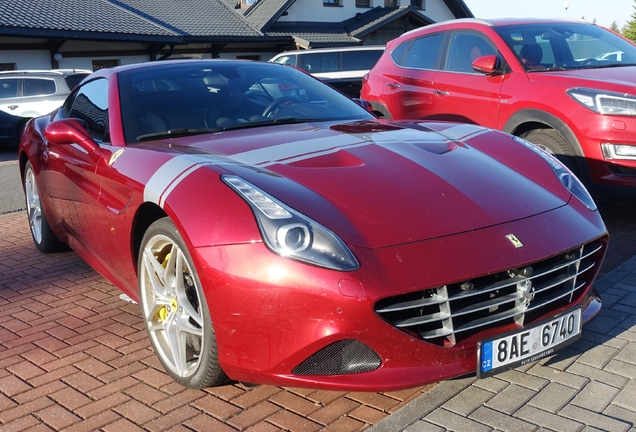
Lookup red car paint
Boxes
[361,18,636,192]
[20,60,606,390]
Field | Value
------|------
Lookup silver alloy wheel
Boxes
[139,234,205,378]
[24,166,43,244]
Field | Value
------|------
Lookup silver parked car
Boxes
[0,69,90,146]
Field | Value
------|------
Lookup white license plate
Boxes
[477,308,581,378]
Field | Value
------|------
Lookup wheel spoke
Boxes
[142,246,171,297]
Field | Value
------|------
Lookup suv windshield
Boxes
[494,22,636,71]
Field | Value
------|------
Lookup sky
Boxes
[462,0,634,29]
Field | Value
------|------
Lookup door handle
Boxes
[433,90,449,95]
[386,83,400,88]
[8,105,18,110]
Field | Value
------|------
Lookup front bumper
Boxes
[194,199,607,391]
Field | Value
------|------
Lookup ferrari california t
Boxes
[19,60,607,391]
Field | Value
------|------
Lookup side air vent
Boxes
[292,340,381,376]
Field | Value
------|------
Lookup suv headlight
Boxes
[513,136,597,210]
[223,175,359,271]
[567,87,636,115]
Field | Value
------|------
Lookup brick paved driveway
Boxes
[1,194,635,431]
[0,212,433,431]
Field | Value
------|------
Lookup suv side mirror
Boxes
[43,118,99,152]
[472,55,500,75]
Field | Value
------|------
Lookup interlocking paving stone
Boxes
[470,406,538,432]
[514,405,584,432]
[559,404,632,432]
[484,384,536,415]
[566,362,629,389]
[528,382,578,413]
[571,380,620,412]
[444,386,494,416]
[612,380,636,412]
[426,408,493,432]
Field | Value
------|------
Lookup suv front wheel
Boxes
[521,129,580,177]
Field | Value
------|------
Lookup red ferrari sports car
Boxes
[19,60,607,391]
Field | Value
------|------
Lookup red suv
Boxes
[361,18,636,192]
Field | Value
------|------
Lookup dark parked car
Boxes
[0,69,89,146]
[361,18,636,193]
[20,59,606,391]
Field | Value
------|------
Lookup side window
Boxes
[390,41,413,66]
[273,55,297,66]
[0,79,20,99]
[445,32,497,73]
[300,52,341,73]
[342,50,384,71]
[23,79,56,97]
[403,33,445,70]
[63,78,109,143]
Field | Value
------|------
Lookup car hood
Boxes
[179,120,569,249]
[529,66,636,91]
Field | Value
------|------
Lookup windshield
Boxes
[118,61,373,143]
[494,22,636,72]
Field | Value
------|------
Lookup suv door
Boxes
[382,33,445,119]
[18,78,60,117]
[430,31,504,127]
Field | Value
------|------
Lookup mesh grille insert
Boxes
[292,340,381,376]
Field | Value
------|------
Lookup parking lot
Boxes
[1,151,635,431]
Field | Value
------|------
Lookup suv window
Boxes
[445,32,497,73]
[64,74,88,92]
[273,55,297,67]
[63,78,109,142]
[0,79,20,99]
[23,78,56,97]
[300,52,341,73]
[342,50,383,71]
[403,33,445,69]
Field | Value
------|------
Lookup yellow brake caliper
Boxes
[154,250,176,323]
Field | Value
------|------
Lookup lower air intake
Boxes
[292,340,382,376]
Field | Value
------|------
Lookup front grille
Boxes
[375,240,604,346]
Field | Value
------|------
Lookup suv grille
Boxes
[374,240,604,346]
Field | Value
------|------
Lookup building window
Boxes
[241,0,255,7]
[411,0,424,8]
[356,0,370,7]
[323,0,340,6]
[384,0,398,6]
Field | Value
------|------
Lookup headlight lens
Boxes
[223,175,359,271]
[513,136,597,211]
[567,87,636,115]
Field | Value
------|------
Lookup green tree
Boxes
[610,21,620,32]
[623,0,636,42]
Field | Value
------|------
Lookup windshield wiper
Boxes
[137,127,221,142]
[220,117,324,131]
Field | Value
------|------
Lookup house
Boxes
[0,0,472,71]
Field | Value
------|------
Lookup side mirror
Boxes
[43,119,99,152]
[472,55,500,75]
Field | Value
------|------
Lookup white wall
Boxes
[276,0,456,24]
[0,50,52,70]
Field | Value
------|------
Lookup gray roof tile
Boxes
[243,0,296,31]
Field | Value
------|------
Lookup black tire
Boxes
[520,129,580,176]
[23,161,66,253]
[138,217,227,388]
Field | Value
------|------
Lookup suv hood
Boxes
[530,65,636,91]
[186,121,569,249]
